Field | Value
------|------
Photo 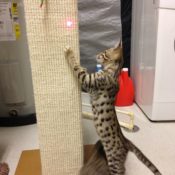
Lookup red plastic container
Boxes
[115,68,134,106]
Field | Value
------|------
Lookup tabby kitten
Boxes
[64,42,161,175]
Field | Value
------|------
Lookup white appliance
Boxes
[131,0,175,121]
[0,0,35,123]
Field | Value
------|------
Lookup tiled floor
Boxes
[0,104,175,175]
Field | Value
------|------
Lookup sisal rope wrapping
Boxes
[23,0,83,174]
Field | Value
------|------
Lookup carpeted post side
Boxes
[23,1,83,174]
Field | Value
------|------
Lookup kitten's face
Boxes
[96,42,123,66]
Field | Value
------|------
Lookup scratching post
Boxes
[23,1,83,174]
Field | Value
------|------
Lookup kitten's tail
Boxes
[126,139,162,175]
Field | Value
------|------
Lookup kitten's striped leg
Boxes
[65,47,114,92]
[64,46,79,68]
[64,47,87,80]
[64,47,113,92]
[64,47,91,91]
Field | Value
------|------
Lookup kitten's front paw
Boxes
[64,46,74,60]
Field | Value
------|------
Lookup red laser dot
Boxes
[66,20,73,28]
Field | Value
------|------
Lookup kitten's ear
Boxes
[114,39,122,49]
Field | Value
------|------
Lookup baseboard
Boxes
[0,113,36,127]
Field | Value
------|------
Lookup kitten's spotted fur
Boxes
[64,42,161,175]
